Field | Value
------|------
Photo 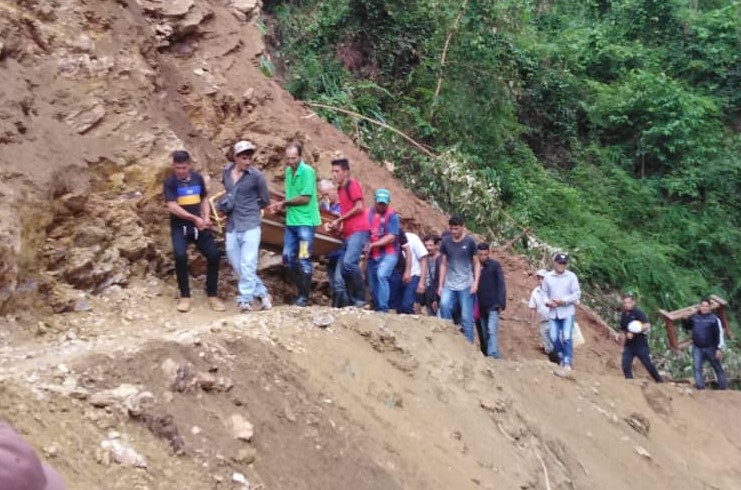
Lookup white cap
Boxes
[234,140,256,155]
[536,269,548,277]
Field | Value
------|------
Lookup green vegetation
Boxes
[265,0,741,381]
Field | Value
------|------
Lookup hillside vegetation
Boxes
[266,0,740,324]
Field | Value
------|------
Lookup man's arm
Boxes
[470,250,481,295]
[437,255,448,296]
[402,243,412,282]
[166,201,204,227]
[496,263,506,310]
[417,253,428,293]
[257,173,271,209]
[564,274,582,304]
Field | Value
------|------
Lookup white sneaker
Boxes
[238,302,253,313]
[260,294,273,310]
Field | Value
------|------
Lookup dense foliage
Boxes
[265,0,741,381]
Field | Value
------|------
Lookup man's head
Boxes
[621,293,636,312]
[448,215,465,240]
[553,253,568,273]
[536,268,548,285]
[699,298,712,314]
[331,158,350,186]
[477,242,490,264]
[285,141,302,169]
[374,188,391,213]
[0,422,66,490]
[234,140,256,170]
[171,150,191,180]
[423,234,441,255]
[318,179,338,204]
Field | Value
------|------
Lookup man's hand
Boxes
[416,282,426,294]
[268,201,285,214]
[432,300,438,313]
[716,350,723,361]
[403,271,412,284]
[469,283,478,295]
[329,219,341,231]
[202,217,214,230]
[194,217,206,230]
[437,285,443,297]
[626,332,634,340]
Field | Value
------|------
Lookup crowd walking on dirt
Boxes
[163,142,731,389]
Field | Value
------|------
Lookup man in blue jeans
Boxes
[476,242,506,357]
[366,189,400,313]
[223,140,273,312]
[319,179,348,307]
[270,142,321,306]
[542,253,581,372]
[687,298,728,390]
[163,150,225,313]
[328,158,370,307]
[438,215,480,342]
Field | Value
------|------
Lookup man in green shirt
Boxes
[270,142,321,306]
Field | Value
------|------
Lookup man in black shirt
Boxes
[619,294,661,382]
[476,243,506,358]
[687,298,728,390]
[163,150,224,313]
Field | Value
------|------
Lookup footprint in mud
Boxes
[642,384,673,416]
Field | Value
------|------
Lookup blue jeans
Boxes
[550,316,574,366]
[327,256,346,296]
[226,227,269,304]
[692,346,728,390]
[440,286,475,342]
[398,275,420,314]
[368,253,399,313]
[283,225,314,275]
[388,268,404,311]
[480,308,501,358]
[340,231,369,305]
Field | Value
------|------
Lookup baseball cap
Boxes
[374,188,391,204]
[554,253,568,264]
[171,150,190,163]
[233,140,256,155]
[0,422,66,490]
[536,269,548,277]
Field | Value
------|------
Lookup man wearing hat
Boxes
[366,188,400,312]
[164,150,225,313]
[0,421,66,489]
[222,140,273,312]
[542,253,581,371]
[529,269,555,360]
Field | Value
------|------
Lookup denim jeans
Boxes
[479,308,501,358]
[622,337,662,381]
[367,253,399,313]
[539,321,553,353]
[388,268,404,311]
[440,286,475,342]
[283,225,314,275]
[692,346,728,390]
[170,225,220,298]
[226,227,269,304]
[327,256,346,296]
[398,275,420,314]
[550,316,574,366]
[340,231,369,305]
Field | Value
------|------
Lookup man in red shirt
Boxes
[328,158,370,307]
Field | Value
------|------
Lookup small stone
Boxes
[634,445,652,460]
[43,445,58,458]
[230,414,254,442]
[196,372,216,391]
[191,426,202,435]
[232,472,248,485]
[312,314,334,328]
[100,439,147,468]
[89,384,140,408]
[160,358,179,380]
[233,447,256,465]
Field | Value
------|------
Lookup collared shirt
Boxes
[223,163,270,233]
[528,286,550,323]
[542,269,581,319]
[285,161,321,227]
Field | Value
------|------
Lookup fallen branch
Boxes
[497,227,531,253]
[534,449,552,490]
[306,102,437,158]
[576,303,620,342]
[430,0,469,120]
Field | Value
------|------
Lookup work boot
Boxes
[208,297,226,312]
[293,272,312,307]
[176,298,191,313]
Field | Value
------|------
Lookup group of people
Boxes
[164,141,730,389]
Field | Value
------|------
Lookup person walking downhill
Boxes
[438,215,480,343]
[319,179,348,307]
[529,269,556,362]
[476,242,506,358]
[269,142,321,307]
[619,293,663,382]
[328,158,370,308]
[422,235,442,316]
[687,298,728,390]
[221,140,273,312]
[542,253,581,372]
[398,230,429,314]
[366,189,400,313]
[163,150,225,313]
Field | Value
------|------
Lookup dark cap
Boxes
[554,253,568,264]
[172,150,191,163]
[0,422,66,490]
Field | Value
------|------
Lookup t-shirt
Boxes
[338,178,370,238]
[620,307,649,346]
[163,171,207,228]
[285,161,321,227]
[439,235,477,291]
[529,286,550,323]
[405,232,429,277]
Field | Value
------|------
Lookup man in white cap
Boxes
[529,269,555,360]
[221,140,273,312]
[0,421,66,489]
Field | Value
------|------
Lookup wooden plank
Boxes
[659,297,726,321]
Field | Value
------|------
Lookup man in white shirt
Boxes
[398,231,429,314]
[529,269,554,359]
[542,253,581,371]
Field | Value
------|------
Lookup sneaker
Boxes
[176,298,191,313]
[208,297,226,312]
[238,301,253,313]
[260,294,273,310]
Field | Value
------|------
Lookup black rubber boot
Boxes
[293,272,312,307]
